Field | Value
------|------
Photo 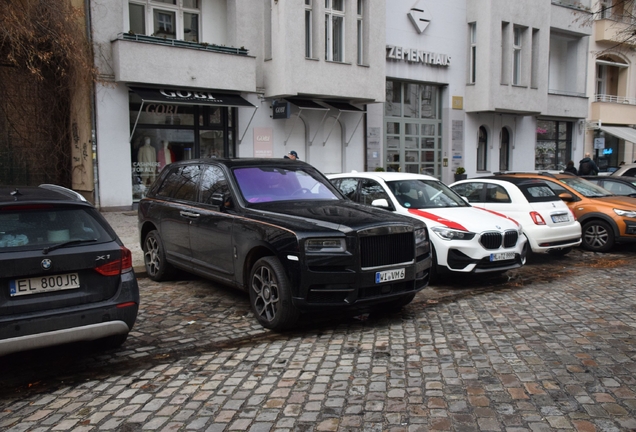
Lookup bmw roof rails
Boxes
[39,184,87,202]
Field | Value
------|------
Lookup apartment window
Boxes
[129,1,200,42]
[305,0,313,58]
[513,26,522,85]
[477,126,487,171]
[325,0,345,62]
[469,23,477,83]
[357,0,364,64]
[600,0,613,19]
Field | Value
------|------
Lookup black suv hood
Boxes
[245,200,421,233]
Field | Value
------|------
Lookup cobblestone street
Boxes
[1,247,635,431]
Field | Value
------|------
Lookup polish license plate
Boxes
[10,273,80,297]
[375,268,405,284]
[490,252,515,262]
[551,214,569,223]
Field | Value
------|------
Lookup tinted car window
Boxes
[359,179,390,205]
[388,180,469,208]
[602,180,636,195]
[518,184,559,203]
[485,184,511,203]
[200,165,229,205]
[559,177,613,197]
[157,165,202,201]
[0,206,112,250]
[333,178,359,200]
[452,182,484,203]
[233,167,339,203]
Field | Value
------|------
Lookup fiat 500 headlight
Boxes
[305,238,347,253]
[431,226,475,241]
[614,208,636,218]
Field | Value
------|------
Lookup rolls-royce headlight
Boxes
[431,226,475,241]
[305,238,347,253]
[415,227,428,246]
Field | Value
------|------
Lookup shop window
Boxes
[128,0,200,42]
[325,0,345,62]
[535,120,572,170]
[384,80,442,176]
[477,126,487,171]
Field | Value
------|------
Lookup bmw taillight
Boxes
[530,211,546,225]
[95,246,133,276]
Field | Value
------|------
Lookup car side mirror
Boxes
[211,192,232,209]
[558,192,574,202]
[371,198,391,209]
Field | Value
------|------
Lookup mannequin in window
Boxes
[137,136,156,185]
[157,140,176,172]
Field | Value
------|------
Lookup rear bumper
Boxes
[525,224,582,253]
[0,320,131,357]
[0,273,139,357]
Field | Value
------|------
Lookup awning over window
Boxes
[285,98,329,110]
[129,86,256,108]
[323,101,365,112]
[600,126,636,143]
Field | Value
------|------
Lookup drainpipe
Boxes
[85,0,100,208]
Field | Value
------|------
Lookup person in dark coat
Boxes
[564,160,578,175]
[578,153,599,175]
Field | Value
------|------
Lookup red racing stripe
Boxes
[407,209,468,231]
[475,207,520,227]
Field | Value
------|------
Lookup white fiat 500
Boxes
[328,172,527,279]
[450,176,581,255]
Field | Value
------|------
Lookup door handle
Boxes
[180,211,200,219]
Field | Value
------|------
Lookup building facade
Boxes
[586,0,636,169]
[369,0,592,185]
[91,0,385,209]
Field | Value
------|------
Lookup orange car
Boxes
[484,172,636,252]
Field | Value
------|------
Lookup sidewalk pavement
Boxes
[100,210,146,275]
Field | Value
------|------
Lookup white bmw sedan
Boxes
[328,172,527,279]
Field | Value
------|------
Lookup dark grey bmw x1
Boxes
[0,184,139,356]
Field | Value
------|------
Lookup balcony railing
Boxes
[118,33,249,56]
[595,94,636,105]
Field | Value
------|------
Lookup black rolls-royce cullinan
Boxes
[138,159,431,330]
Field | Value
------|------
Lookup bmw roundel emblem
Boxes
[41,259,52,270]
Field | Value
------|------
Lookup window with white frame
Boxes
[325,0,345,62]
[128,0,200,42]
[469,23,477,83]
[512,26,522,85]
[305,0,313,58]
[357,0,364,64]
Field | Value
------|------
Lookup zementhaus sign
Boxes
[386,45,451,67]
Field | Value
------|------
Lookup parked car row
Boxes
[5,161,636,356]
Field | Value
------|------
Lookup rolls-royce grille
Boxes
[480,230,518,250]
[360,232,414,268]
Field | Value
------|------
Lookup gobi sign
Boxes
[254,127,273,158]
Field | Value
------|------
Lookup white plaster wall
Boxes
[94,83,133,209]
